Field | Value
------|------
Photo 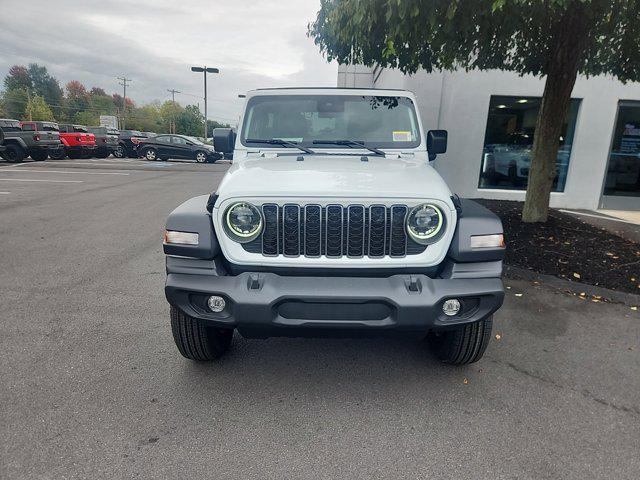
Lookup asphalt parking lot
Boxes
[1,158,639,479]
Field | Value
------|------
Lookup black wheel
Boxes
[428,317,493,365]
[195,151,207,163]
[30,150,48,161]
[143,147,158,161]
[170,306,233,361]
[113,144,125,158]
[4,144,26,163]
[49,149,66,160]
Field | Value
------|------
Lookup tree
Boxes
[65,80,90,119]
[310,0,640,222]
[3,65,32,92]
[24,95,55,121]
[175,104,205,136]
[27,64,64,117]
[1,87,29,119]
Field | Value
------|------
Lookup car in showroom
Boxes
[136,134,222,163]
[162,88,505,365]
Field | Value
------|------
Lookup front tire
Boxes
[170,306,233,361]
[4,144,25,163]
[49,149,66,160]
[30,150,48,161]
[113,145,125,158]
[428,317,493,365]
[144,148,158,161]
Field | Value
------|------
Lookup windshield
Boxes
[41,123,59,132]
[241,94,420,149]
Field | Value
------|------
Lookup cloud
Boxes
[0,0,337,124]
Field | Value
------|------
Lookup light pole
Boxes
[190,66,219,139]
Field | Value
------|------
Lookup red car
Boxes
[49,124,97,159]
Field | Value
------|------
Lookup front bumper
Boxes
[165,265,504,338]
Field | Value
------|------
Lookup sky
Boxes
[0,0,338,125]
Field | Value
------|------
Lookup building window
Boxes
[479,96,581,192]
[603,101,640,198]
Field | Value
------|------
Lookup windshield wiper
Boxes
[312,140,386,156]
[245,138,316,154]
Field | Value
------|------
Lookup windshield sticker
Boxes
[392,131,412,142]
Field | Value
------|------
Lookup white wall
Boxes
[342,66,640,210]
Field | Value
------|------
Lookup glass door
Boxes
[601,101,640,210]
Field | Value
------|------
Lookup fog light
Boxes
[442,298,461,316]
[207,295,226,313]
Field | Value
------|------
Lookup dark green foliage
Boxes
[310,0,640,82]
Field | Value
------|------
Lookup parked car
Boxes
[162,88,505,365]
[0,125,5,154]
[19,120,65,160]
[115,130,146,158]
[48,124,96,159]
[88,126,119,158]
[0,118,62,162]
[136,134,222,163]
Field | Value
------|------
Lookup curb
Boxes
[504,265,640,307]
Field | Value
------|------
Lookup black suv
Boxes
[88,126,119,158]
[115,130,146,158]
[136,134,222,163]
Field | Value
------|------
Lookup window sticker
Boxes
[392,131,412,142]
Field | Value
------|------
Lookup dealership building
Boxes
[338,65,640,211]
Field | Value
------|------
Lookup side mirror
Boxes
[213,128,236,154]
[427,129,447,161]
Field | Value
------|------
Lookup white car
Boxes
[163,88,505,365]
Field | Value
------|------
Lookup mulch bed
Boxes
[475,200,640,295]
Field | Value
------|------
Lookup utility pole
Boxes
[167,88,180,134]
[26,89,32,121]
[190,66,219,139]
[117,76,131,129]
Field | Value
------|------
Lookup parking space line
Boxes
[0,178,83,183]
[3,169,130,176]
[0,191,10,194]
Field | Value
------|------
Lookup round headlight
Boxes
[224,202,263,242]
[406,204,444,244]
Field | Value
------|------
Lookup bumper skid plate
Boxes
[165,272,504,338]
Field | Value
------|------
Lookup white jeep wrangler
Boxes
[164,88,505,365]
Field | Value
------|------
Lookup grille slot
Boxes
[261,204,279,255]
[304,205,322,257]
[282,204,301,256]
[243,204,427,258]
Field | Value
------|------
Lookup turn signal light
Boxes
[470,234,505,249]
[163,230,199,245]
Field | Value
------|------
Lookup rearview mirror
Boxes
[213,128,236,154]
[427,130,447,161]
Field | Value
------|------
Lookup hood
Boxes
[216,154,453,201]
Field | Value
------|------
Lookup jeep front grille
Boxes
[242,204,427,258]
